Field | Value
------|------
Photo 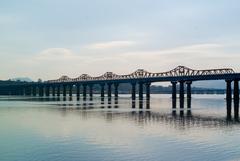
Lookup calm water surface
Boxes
[0,94,240,161]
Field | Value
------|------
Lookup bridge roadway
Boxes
[2,66,240,119]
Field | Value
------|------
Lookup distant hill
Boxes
[10,77,33,82]
[192,80,225,89]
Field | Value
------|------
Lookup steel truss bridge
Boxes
[1,66,240,120]
[47,66,235,83]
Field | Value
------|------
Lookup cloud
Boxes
[36,48,76,60]
[87,40,136,49]
[10,42,240,80]
[121,43,223,57]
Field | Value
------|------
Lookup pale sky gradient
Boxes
[1,0,240,80]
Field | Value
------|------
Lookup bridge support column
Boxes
[25,86,30,96]
[234,80,239,119]
[83,84,87,100]
[45,86,50,97]
[114,83,119,106]
[186,81,192,109]
[131,83,136,100]
[23,86,26,96]
[114,83,119,98]
[107,83,112,106]
[145,83,151,109]
[89,85,93,100]
[63,85,67,97]
[131,83,136,108]
[146,83,151,100]
[100,84,105,104]
[69,85,73,97]
[139,82,143,101]
[39,86,44,97]
[139,82,143,109]
[57,85,60,97]
[107,83,112,98]
[171,81,177,109]
[226,80,232,118]
[52,86,55,96]
[19,87,24,95]
[76,84,80,98]
[32,86,37,96]
[179,81,185,109]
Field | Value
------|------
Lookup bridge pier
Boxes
[146,83,151,100]
[57,85,60,97]
[39,85,44,97]
[69,85,73,97]
[186,81,192,109]
[25,86,31,96]
[146,83,151,109]
[45,86,50,97]
[139,82,143,101]
[114,83,119,98]
[107,83,112,101]
[19,86,24,95]
[171,81,177,109]
[107,83,112,98]
[52,86,55,96]
[139,82,143,109]
[131,83,136,101]
[76,84,80,98]
[21,87,25,95]
[83,84,87,100]
[32,86,37,96]
[89,84,93,100]
[226,80,232,118]
[179,81,185,109]
[234,80,239,119]
[100,84,105,104]
[131,83,136,108]
[63,85,67,97]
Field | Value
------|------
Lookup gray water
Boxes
[0,94,240,161]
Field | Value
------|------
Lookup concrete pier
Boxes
[76,84,80,98]
[186,81,192,109]
[32,86,37,96]
[234,80,239,119]
[89,85,93,100]
[69,85,72,97]
[63,85,67,97]
[107,83,112,99]
[146,83,151,100]
[139,82,143,101]
[179,81,185,109]
[114,83,119,98]
[52,86,55,96]
[226,80,232,118]
[171,81,177,109]
[57,85,60,97]
[83,84,87,100]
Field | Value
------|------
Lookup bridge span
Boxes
[2,66,240,119]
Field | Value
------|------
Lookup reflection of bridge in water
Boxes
[1,66,240,119]
[56,107,240,129]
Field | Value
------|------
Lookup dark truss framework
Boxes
[47,66,235,83]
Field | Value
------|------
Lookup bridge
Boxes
[1,66,240,119]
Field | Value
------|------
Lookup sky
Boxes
[1,0,240,81]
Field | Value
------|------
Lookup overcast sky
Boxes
[1,0,240,80]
